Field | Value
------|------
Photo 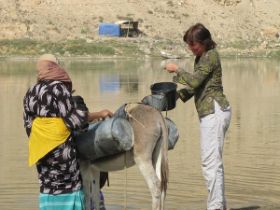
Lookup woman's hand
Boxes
[164,63,179,73]
[88,109,113,122]
[98,109,113,119]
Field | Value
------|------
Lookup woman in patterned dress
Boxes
[23,54,112,210]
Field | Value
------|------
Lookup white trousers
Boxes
[199,101,231,210]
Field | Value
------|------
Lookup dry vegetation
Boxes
[0,0,279,57]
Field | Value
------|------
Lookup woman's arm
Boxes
[87,110,113,122]
[173,60,212,89]
[72,95,113,122]
[165,52,216,90]
[55,84,89,130]
[177,88,194,102]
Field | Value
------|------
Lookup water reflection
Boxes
[100,74,121,93]
[0,58,280,210]
[99,73,139,94]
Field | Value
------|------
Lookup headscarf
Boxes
[36,54,72,90]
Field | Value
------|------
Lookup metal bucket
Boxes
[141,94,168,111]
[74,117,134,161]
[150,82,177,111]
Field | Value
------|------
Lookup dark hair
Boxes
[183,23,216,50]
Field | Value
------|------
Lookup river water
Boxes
[0,57,279,210]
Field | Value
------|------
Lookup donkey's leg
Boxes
[152,125,169,210]
[91,167,101,210]
[154,148,166,210]
[135,157,161,210]
[79,160,93,210]
[153,146,164,210]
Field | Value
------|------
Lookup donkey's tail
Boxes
[159,116,169,194]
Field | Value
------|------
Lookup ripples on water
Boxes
[0,58,280,210]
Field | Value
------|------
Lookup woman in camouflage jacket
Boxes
[164,23,231,210]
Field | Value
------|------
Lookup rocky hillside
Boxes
[0,0,279,56]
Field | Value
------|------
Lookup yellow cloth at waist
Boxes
[29,117,71,167]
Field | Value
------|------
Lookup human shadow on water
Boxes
[230,206,260,210]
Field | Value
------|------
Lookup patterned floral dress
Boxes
[23,80,88,195]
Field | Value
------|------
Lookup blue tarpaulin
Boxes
[99,23,121,37]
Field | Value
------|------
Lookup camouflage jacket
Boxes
[173,48,230,118]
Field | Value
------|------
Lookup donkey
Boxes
[80,103,169,210]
